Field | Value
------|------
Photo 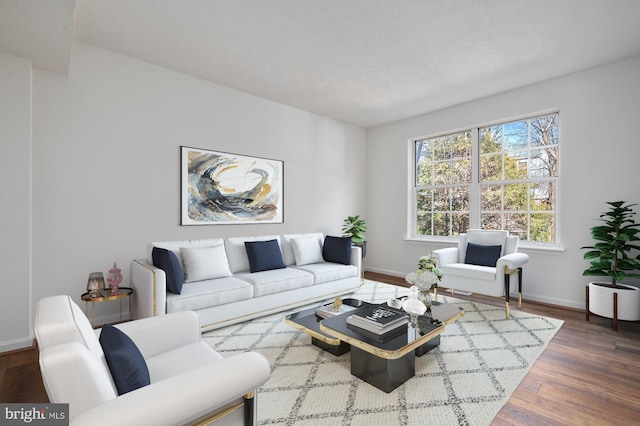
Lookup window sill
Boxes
[404,236,565,255]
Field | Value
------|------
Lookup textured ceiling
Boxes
[3,0,640,127]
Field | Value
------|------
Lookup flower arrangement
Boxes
[405,255,442,292]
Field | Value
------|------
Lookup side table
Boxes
[81,287,134,327]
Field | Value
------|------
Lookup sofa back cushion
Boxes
[147,238,225,267]
[291,237,324,266]
[180,243,233,282]
[225,235,281,273]
[244,239,287,273]
[281,233,324,266]
[458,230,509,263]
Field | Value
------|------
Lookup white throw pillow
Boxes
[291,237,324,266]
[180,244,232,282]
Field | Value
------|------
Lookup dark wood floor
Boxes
[3,272,639,425]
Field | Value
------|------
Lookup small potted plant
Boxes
[405,255,442,306]
[582,201,640,326]
[342,215,367,257]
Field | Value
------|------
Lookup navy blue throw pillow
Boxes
[99,324,150,395]
[244,239,287,273]
[322,236,352,265]
[152,247,184,294]
[464,242,502,267]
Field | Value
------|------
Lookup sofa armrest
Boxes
[432,247,459,267]
[351,245,362,275]
[497,252,529,272]
[70,352,271,426]
[130,259,167,319]
[113,311,201,359]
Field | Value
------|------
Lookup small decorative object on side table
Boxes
[107,262,123,294]
[86,272,106,297]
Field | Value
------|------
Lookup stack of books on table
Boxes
[346,305,409,342]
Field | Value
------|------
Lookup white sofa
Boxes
[35,295,271,426]
[130,233,362,332]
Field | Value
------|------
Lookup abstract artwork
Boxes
[181,146,284,225]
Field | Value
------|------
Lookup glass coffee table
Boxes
[285,298,464,392]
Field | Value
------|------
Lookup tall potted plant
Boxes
[582,201,640,326]
[342,215,367,257]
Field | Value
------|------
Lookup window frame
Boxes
[407,111,561,248]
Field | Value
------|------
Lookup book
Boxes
[346,314,408,335]
[315,303,358,319]
[350,305,409,331]
[346,320,408,343]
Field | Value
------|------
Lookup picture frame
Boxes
[181,146,284,225]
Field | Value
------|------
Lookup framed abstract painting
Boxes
[181,146,284,225]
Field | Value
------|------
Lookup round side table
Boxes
[81,287,134,327]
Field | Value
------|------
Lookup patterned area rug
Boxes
[202,281,563,425]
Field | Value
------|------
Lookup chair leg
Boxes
[518,267,523,308]
[504,267,511,319]
[244,391,256,426]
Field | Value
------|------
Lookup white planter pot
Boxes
[588,281,640,321]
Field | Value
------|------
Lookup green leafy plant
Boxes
[582,201,640,287]
[341,215,367,243]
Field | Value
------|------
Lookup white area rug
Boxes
[203,280,563,426]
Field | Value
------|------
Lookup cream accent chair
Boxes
[432,230,529,318]
[35,295,271,426]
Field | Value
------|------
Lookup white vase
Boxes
[588,281,640,321]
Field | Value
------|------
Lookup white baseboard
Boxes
[0,336,34,353]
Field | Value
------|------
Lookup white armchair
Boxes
[35,295,271,426]
[432,229,529,318]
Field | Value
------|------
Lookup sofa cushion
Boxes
[180,244,232,283]
[166,276,253,313]
[225,235,281,273]
[291,237,324,266]
[322,236,352,265]
[440,263,496,282]
[465,242,502,267]
[146,342,223,383]
[294,262,358,284]
[235,268,313,297]
[281,233,324,266]
[152,247,184,294]
[245,239,287,273]
[99,324,150,395]
[148,238,225,266]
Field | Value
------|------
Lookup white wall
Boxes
[367,55,640,309]
[0,52,32,351]
[24,42,366,336]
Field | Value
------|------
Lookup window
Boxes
[411,113,559,244]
